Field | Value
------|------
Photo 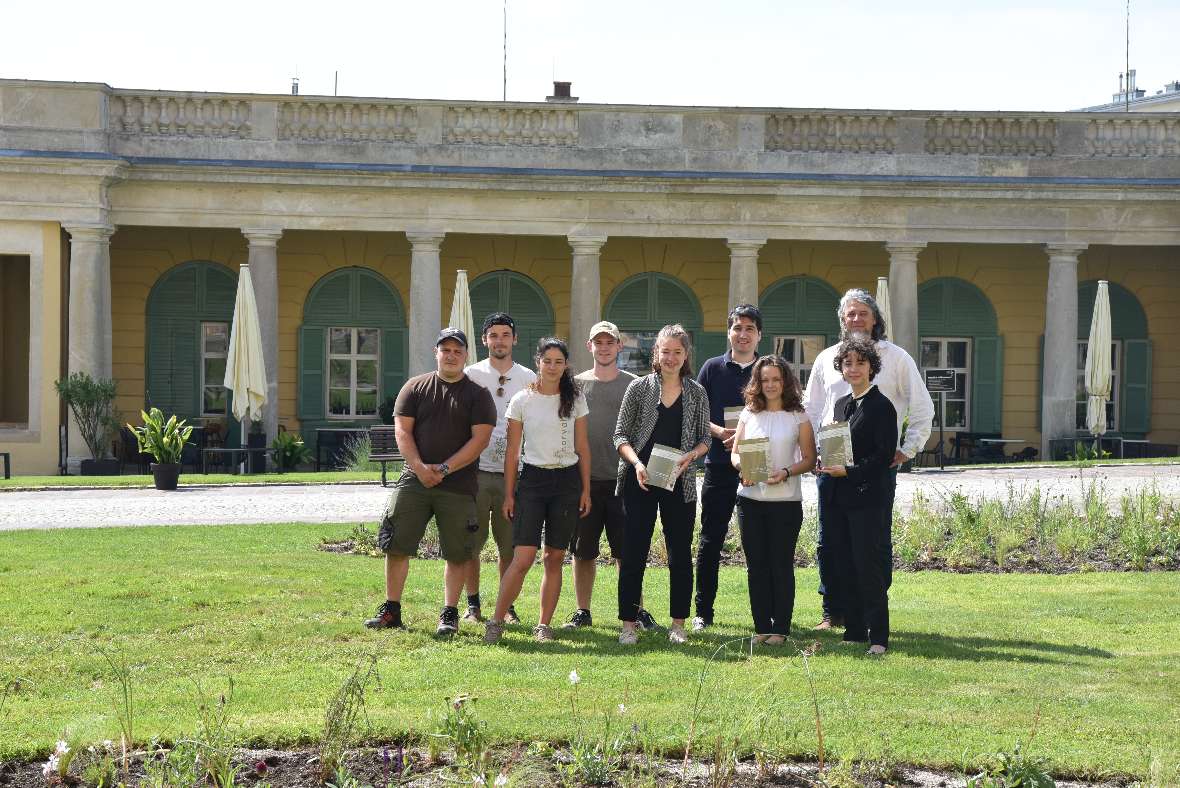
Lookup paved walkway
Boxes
[2,463,1177,532]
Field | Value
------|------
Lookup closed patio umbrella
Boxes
[876,276,893,340]
[1085,280,1113,446]
[449,269,478,362]
[224,265,268,469]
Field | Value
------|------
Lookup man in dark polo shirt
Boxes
[364,328,497,637]
[693,303,762,630]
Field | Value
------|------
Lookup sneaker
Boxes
[436,606,460,637]
[562,609,593,629]
[462,604,485,624]
[504,605,521,624]
[867,644,887,656]
[364,600,405,630]
[636,609,660,631]
[690,616,710,632]
[483,620,505,644]
[533,624,555,642]
[618,627,639,645]
[668,624,688,644]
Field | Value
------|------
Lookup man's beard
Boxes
[488,347,512,359]
[844,329,872,342]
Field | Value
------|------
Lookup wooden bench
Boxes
[369,425,403,487]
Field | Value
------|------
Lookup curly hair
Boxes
[531,337,581,418]
[743,355,803,413]
[650,324,694,379]
[833,337,882,380]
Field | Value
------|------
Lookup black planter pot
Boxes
[247,432,267,474]
[80,458,121,476]
[151,462,182,490]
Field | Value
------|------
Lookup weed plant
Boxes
[319,656,380,781]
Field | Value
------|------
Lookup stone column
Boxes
[885,242,925,360]
[1041,244,1086,459]
[64,223,115,469]
[242,228,282,452]
[725,238,766,309]
[568,235,607,372]
[407,232,445,376]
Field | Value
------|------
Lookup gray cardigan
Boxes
[612,373,711,502]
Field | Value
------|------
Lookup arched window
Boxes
[918,277,1002,433]
[1075,281,1151,435]
[469,270,555,366]
[604,273,705,375]
[145,261,237,422]
[297,267,406,424]
[758,275,841,387]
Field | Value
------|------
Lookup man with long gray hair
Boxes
[803,288,934,630]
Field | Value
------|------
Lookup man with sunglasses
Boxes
[462,312,537,624]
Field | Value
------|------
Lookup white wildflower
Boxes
[568,669,580,685]
[494,775,509,787]
[618,703,626,714]
[54,741,70,756]
[103,739,114,751]
[42,754,59,777]
[472,775,486,786]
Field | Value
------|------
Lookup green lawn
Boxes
[0,470,388,490]
[0,523,1176,780]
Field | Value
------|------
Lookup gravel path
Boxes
[1,463,1177,532]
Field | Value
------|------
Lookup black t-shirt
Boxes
[639,394,683,464]
[394,372,497,496]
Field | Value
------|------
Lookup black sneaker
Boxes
[504,605,521,624]
[562,609,593,629]
[364,601,404,630]
[436,606,460,637]
[636,609,661,631]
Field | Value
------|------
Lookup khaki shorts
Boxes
[378,475,484,562]
[474,470,513,562]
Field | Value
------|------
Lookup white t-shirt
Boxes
[464,359,537,472]
[505,388,590,469]
[736,408,808,501]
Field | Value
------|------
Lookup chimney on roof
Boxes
[546,81,578,103]
[291,77,300,96]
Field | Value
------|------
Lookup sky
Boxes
[4,0,1178,111]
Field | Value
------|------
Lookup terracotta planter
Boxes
[151,462,181,491]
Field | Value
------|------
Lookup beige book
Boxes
[646,443,684,491]
[737,436,771,483]
[817,421,854,468]
[723,406,744,431]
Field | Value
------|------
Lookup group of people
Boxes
[364,289,933,655]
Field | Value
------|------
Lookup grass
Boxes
[0,470,391,490]
[0,523,1177,779]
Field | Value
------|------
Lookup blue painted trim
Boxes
[3,147,1180,186]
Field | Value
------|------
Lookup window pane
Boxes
[952,372,966,399]
[617,331,657,376]
[921,341,940,369]
[800,336,825,365]
[799,369,811,388]
[1106,401,1116,431]
[1076,342,1087,369]
[1075,402,1086,430]
[946,341,968,369]
[356,390,377,416]
[204,357,227,384]
[774,337,796,361]
[945,400,966,429]
[357,329,379,356]
[204,323,228,355]
[356,360,378,387]
[203,386,228,416]
[329,388,351,415]
[330,328,351,355]
[330,359,350,388]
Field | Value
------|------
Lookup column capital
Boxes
[884,242,926,258]
[1044,243,1087,261]
[406,231,446,252]
[242,227,283,246]
[725,238,767,256]
[568,235,607,254]
[64,223,115,243]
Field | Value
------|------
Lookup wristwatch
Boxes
[438,463,451,477]
[783,467,791,478]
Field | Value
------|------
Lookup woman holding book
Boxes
[730,355,816,645]
[483,338,591,644]
[613,324,710,645]
[815,338,898,655]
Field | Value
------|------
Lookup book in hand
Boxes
[817,421,855,468]
[645,443,685,491]
[737,436,771,484]
[723,406,744,431]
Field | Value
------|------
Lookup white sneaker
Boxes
[668,625,688,644]
[618,627,639,645]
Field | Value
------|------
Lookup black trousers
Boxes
[825,501,890,647]
[694,463,739,621]
[736,498,802,635]
[817,467,897,616]
[618,473,696,622]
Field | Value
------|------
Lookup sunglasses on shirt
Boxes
[497,375,509,397]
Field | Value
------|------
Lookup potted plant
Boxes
[247,418,267,474]
[271,431,313,472]
[127,407,194,490]
[55,372,120,475]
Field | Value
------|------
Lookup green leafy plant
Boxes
[432,694,489,776]
[340,434,378,472]
[55,372,119,460]
[967,741,1055,787]
[271,431,313,471]
[127,407,194,465]
[319,656,379,782]
[191,680,240,788]
[142,739,200,788]
[79,742,119,788]
[95,645,135,776]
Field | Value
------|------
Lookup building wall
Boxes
[759,240,887,301]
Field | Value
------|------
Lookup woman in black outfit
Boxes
[815,337,898,655]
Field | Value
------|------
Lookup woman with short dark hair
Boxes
[815,337,897,655]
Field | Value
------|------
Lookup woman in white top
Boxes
[730,355,817,645]
[484,338,591,644]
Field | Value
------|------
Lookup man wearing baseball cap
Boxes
[364,327,497,637]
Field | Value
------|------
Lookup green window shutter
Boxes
[606,276,653,327]
[1121,338,1152,435]
[358,270,404,325]
[695,331,729,366]
[469,275,502,330]
[971,335,1003,433]
[146,317,198,419]
[201,265,238,317]
[298,326,326,419]
[654,276,701,328]
[381,328,407,404]
[1036,334,1043,431]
